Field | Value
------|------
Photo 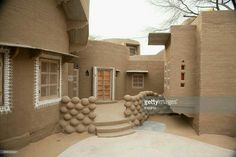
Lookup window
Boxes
[181,65,185,70]
[126,44,138,56]
[0,48,12,113]
[180,83,185,87]
[40,59,59,100]
[132,74,144,88]
[34,54,62,108]
[181,72,185,80]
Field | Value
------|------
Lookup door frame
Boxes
[93,66,115,100]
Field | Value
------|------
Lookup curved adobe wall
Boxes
[77,40,129,100]
[0,0,69,53]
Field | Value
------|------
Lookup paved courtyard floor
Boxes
[58,130,236,157]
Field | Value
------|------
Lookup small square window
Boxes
[132,74,144,88]
[181,65,185,70]
[180,83,185,87]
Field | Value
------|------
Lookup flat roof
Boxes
[148,33,170,45]
[126,70,148,73]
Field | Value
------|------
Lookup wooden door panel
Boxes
[96,69,112,100]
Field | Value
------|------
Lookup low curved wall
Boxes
[59,96,97,134]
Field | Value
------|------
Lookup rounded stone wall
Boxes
[59,96,97,134]
[77,40,130,100]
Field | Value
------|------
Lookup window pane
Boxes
[50,74,57,84]
[41,74,48,85]
[41,62,48,72]
[50,63,58,72]
[50,85,57,96]
[41,86,47,97]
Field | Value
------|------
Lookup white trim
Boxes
[34,53,62,109]
[132,74,144,89]
[0,47,13,114]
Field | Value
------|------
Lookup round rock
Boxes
[88,124,96,134]
[88,103,96,110]
[76,124,85,133]
[70,109,78,116]
[130,105,135,111]
[81,98,89,106]
[64,113,72,120]
[88,112,96,119]
[65,125,75,134]
[82,108,90,114]
[88,96,96,103]
[61,96,71,104]
[134,119,140,126]
[124,109,131,117]
[70,118,80,126]
[83,117,92,125]
[66,102,75,109]
[124,95,131,101]
[75,103,84,110]
[71,97,80,104]
[76,113,85,120]
[124,102,132,107]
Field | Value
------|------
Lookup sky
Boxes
[89,0,166,55]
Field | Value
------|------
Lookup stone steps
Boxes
[95,119,135,137]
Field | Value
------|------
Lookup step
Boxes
[96,122,132,133]
[94,119,130,126]
[97,129,135,138]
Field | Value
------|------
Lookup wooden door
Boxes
[97,69,112,100]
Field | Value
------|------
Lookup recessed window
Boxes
[181,72,185,80]
[126,44,138,56]
[180,83,185,87]
[132,74,144,88]
[40,59,59,100]
[181,65,185,70]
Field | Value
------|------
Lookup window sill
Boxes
[35,98,61,109]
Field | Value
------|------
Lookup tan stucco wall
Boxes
[126,54,164,95]
[197,11,236,136]
[0,0,69,53]
[0,48,68,149]
[77,40,130,100]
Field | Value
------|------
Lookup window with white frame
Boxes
[0,47,13,113]
[132,74,144,88]
[40,59,59,100]
[34,54,62,108]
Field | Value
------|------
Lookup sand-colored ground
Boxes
[7,133,91,157]
[149,114,236,150]
[9,114,236,157]
[58,131,235,157]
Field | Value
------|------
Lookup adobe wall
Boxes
[0,0,69,53]
[77,40,129,100]
[164,25,199,118]
[0,48,67,149]
[198,11,236,136]
[126,54,164,95]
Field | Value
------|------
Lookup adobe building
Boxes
[0,0,90,149]
[76,40,164,101]
[149,11,236,136]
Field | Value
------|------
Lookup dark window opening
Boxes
[180,83,185,87]
[181,65,185,70]
[181,72,185,80]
